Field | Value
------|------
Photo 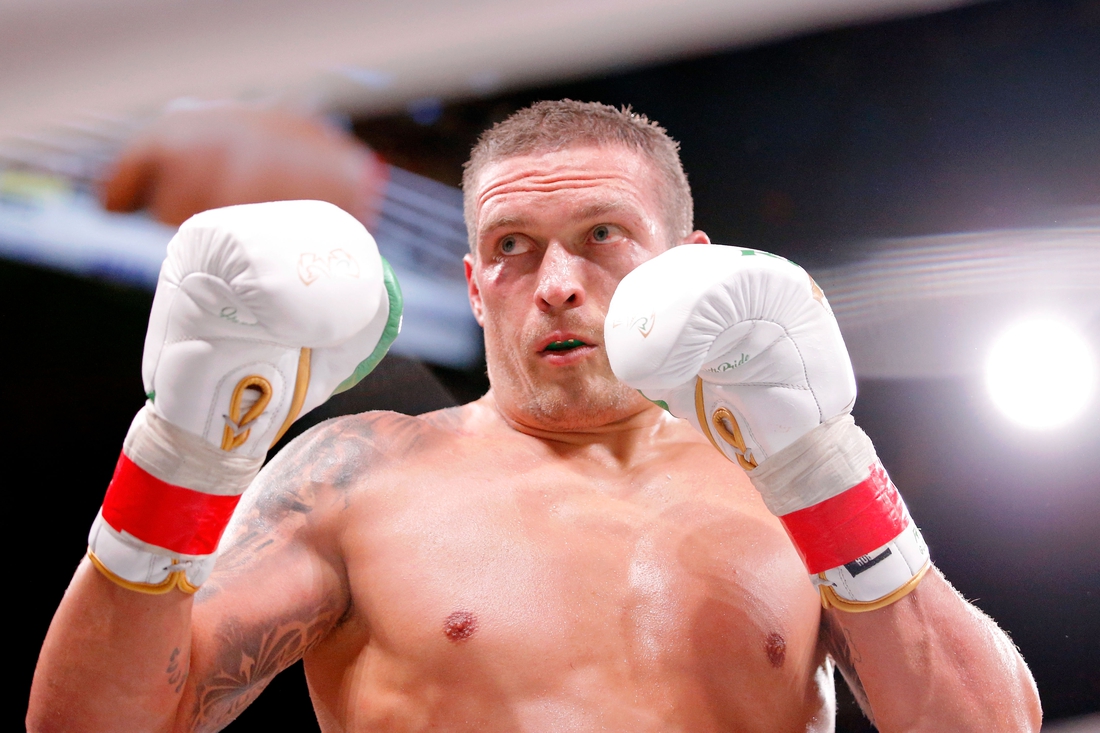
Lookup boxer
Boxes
[29,101,1040,732]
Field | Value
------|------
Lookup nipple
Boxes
[764,631,786,668]
[443,611,478,642]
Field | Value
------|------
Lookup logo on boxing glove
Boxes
[609,313,657,338]
[705,354,751,373]
[298,249,361,285]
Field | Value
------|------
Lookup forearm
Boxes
[28,559,194,733]
[831,567,1041,733]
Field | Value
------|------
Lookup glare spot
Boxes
[986,318,1096,429]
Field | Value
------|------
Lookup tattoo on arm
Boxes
[167,647,188,695]
[184,412,447,730]
[190,605,341,732]
[820,612,875,726]
[183,412,442,730]
[216,407,435,561]
[200,414,394,589]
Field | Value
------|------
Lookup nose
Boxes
[534,241,586,313]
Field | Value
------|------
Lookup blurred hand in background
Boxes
[100,105,385,226]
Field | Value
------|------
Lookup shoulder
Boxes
[208,406,477,582]
[257,404,476,491]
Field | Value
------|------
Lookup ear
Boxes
[465,253,485,326]
[682,230,711,245]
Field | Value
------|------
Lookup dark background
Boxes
[13,0,1099,729]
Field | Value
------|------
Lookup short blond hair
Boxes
[462,100,693,247]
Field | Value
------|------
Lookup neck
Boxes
[480,389,673,465]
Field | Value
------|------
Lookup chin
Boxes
[514,375,644,430]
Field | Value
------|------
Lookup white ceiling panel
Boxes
[1,0,978,143]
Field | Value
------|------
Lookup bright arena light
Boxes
[986,318,1097,429]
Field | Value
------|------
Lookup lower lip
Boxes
[539,344,597,365]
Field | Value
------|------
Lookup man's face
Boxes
[465,144,704,431]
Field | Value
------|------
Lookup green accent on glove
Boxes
[146,391,156,403]
[639,390,669,412]
[332,257,404,395]
[739,247,794,265]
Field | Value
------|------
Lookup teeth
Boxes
[545,339,585,352]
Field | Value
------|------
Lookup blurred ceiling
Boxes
[1,0,979,143]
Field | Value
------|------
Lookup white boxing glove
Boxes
[605,244,929,612]
[88,200,401,593]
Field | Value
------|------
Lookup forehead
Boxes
[473,145,663,236]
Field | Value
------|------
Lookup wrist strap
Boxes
[89,406,262,593]
[750,415,931,612]
[87,553,199,595]
[814,518,931,612]
[88,509,217,594]
[818,558,931,613]
[777,462,909,573]
[102,451,242,555]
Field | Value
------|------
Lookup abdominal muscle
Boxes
[300,410,835,732]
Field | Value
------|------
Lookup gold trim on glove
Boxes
[222,375,273,451]
[712,408,758,471]
[694,378,758,471]
[87,550,200,595]
[695,378,723,454]
[818,560,931,613]
[271,347,311,448]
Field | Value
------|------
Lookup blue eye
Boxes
[593,225,610,242]
[501,236,516,254]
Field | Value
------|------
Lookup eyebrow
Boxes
[478,214,528,239]
[573,199,630,221]
[477,199,633,240]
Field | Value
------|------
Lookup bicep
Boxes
[177,433,352,732]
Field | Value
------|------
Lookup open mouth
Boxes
[543,339,587,353]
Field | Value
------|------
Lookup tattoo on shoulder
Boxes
[189,603,342,732]
[259,410,442,507]
[200,411,444,592]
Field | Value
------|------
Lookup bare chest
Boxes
[307,446,829,731]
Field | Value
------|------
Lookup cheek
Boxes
[476,270,529,333]
[478,281,512,318]
[479,258,540,306]
[479,257,505,280]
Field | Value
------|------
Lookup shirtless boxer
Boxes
[29,101,1040,732]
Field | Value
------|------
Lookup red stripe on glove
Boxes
[778,464,909,574]
[101,452,241,556]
